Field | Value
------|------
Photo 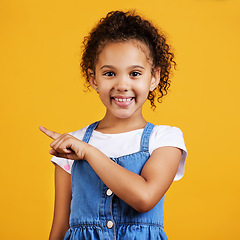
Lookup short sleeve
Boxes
[51,156,74,174]
[50,127,87,174]
[149,125,187,181]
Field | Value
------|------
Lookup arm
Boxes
[49,164,72,240]
[85,145,182,212]
[40,126,182,213]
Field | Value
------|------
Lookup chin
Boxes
[116,115,131,119]
[112,110,135,119]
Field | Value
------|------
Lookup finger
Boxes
[49,148,72,155]
[50,146,73,154]
[39,126,62,140]
[49,149,66,158]
[50,133,71,151]
[49,149,77,160]
[49,149,58,155]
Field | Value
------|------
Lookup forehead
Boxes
[96,40,152,67]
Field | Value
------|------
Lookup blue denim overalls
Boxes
[64,121,168,240]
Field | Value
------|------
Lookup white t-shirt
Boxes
[51,125,187,181]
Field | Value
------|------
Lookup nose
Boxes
[114,75,130,92]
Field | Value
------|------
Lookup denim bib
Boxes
[64,122,168,240]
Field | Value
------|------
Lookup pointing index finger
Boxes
[39,126,62,140]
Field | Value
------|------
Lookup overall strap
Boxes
[140,122,155,152]
[82,121,99,143]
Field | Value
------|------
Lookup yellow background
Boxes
[0,0,239,239]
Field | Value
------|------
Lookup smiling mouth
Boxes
[112,97,134,102]
[111,97,135,107]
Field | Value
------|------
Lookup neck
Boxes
[96,113,147,134]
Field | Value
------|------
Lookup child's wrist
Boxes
[83,144,96,161]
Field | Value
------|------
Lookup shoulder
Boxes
[149,124,187,153]
[152,124,183,134]
[69,125,88,139]
[151,125,184,140]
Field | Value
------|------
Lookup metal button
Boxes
[106,220,114,229]
[106,189,113,196]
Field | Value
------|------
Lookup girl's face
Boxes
[88,40,160,120]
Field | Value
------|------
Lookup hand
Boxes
[39,126,89,160]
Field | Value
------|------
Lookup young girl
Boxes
[40,10,187,240]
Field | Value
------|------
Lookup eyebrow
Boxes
[100,65,115,70]
[100,65,145,70]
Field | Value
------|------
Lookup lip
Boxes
[111,96,135,107]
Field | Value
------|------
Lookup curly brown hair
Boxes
[81,10,176,108]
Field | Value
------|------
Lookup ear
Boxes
[87,69,98,90]
[150,67,160,91]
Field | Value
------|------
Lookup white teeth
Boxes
[114,97,132,102]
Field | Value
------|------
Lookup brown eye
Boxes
[104,71,115,77]
[130,71,141,77]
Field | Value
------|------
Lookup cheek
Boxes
[98,83,111,93]
[98,93,110,107]
[136,80,151,93]
[95,76,109,89]
[98,84,111,102]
